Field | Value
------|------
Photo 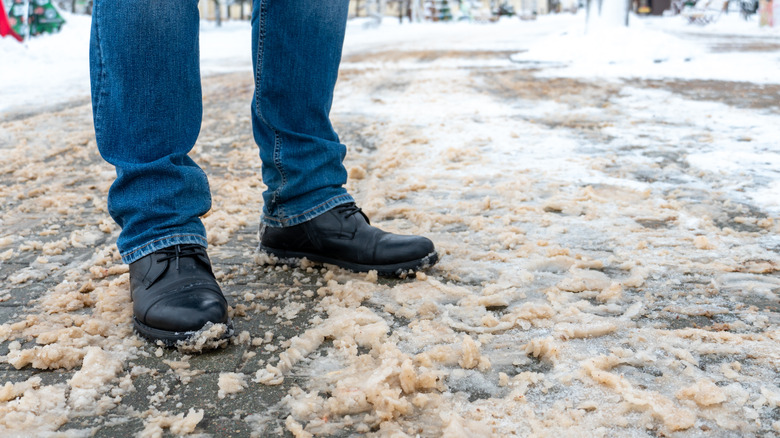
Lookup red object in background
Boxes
[0,0,23,42]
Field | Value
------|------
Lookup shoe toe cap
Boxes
[142,289,228,332]
[375,234,436,264]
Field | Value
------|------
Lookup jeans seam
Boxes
[254,0,287,217]
[272,128,287,218]
[196,166,212,208]
[92,3,106,144]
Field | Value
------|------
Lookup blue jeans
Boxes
[90,0,353,264]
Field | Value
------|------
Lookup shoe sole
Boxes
[133,317,235,349]
[258,245,439,277]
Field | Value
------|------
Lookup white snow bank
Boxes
[198,20,251,74]
[2,10,780,116]
[644,12,780,37]
[0,12,92,115]
[512,14,780,83]
[0,13,251,116]
[512,24,703,65]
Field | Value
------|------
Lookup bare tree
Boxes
[214,0,222,27]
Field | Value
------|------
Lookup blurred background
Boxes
[1,0,774,29]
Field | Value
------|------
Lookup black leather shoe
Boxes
[129,244,233,346]
[258,203,438,276]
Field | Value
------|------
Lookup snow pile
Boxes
[0,13,251,116]
[512,25,703,66]
[511,15,780,82]
[217,372,248,398]
[0,12,91,115]
[646,12,780,37]
[198,20,251,74]
[141,408,204,437]
[67,347,124,413]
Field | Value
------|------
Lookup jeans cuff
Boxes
[120,233,208,264]
[262,194,355,228]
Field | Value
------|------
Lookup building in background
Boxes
[632,0,672,15]
[196,0,581,24]
[366,0,581,20]
[198,0,251,23]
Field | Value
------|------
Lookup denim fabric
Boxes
[251,0,353,227]
[90,0,353,264]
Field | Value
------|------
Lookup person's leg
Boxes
[251,0,353,227]
[251,0,438,276]
[91,0,209,264]
[91,0,230,345]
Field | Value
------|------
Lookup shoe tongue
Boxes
[340,204,369,225]
[175,253,204,272]
[143,250,210,289]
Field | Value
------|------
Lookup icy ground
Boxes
[1,11,780,438]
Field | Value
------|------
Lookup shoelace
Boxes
[157,245,203,271]
[336,203,370,224]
